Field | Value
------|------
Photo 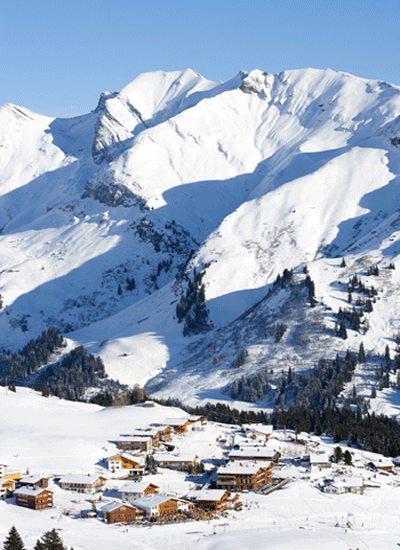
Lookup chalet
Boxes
[4,469,21,481]
[228,448,280,464]
[144,401,155,407]
[323,478,364,495]
[131,494,191,519]
[102,502,143,524]
[132,427,164,446]
[310,452,331,470]
[242,424,273,440]
[187,489,240,511]
[0,464,7,477]
[163,417,192,435]
[0,477,15,497]
[14,487,53,510]
[217,461,272,491]
[156,453,198,471]
[19,475,49,489]
[367,458,393,473]
[60,474,106,494]
[187,415,207,431]
[117,436,152,453]
[120,481,159,502]
[106,454,144,476]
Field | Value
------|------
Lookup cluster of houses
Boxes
[4,409,398,525]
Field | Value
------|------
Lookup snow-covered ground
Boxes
[2,387,400,549]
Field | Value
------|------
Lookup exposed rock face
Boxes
[239,70,273,99]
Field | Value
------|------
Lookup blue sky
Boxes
[1,0,399,117]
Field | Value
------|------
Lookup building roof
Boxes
[14,486,50,496]
[242,424,273,436]
[117,435,152,443]
[156,453,197,463]
[217,461,267,475]
[130,494,174,509]
[19,475,47,484]
[188,489,228,502]
[330,477,364,489]
[0,477,14,486]
[106,453,143,464]
[310,452,330,464]
[163,417,190,427]
[102,501,140,513]
[229,448,276,460]
[60,474,106,484]
[120,481,159,493]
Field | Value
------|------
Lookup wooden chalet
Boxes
[187,489,240,511]
[187,415,207,431]
[229,448,280,464]
[14,487,53,510]
[117,435,152,453]
[131,494,191,519]
[217,461,272,491]
[102,502,144,524]
[60,474,106,494]
[0,477,15,498]
[4,469,21,481]
[156,453,198,471]
[242,424,274,440]
[106,453,144,476]
[120,481,159,502]
[19,475,49,489]
[163,417,192,435]
[368,458,393,472]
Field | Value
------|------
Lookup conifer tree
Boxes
[359,342,365,363]
[3,526,25,550]
[35,529,66,550]
[340,258,346,268]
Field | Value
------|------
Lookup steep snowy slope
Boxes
[2,68,400,404]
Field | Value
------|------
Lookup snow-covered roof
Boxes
[19,475,47,484]
[102,501,140,513]
[156,453,197,463]
[106,453,143,464]
[163,417,190,426]
[242,424,273,436]
[60,474,106,484]
[310,452,330,464]
[217,461,267,475]
[120,481,158,493]
[130,494,174,509]
[14,486,50,496]
[117,435,152,443]
[229,448,276,460]
[192,489,228,502]
[329,477,364,489]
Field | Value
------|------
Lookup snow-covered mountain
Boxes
[2,67,400,407]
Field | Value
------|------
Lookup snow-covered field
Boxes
[2,387,400,549]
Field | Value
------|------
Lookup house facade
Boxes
[217,461,272,491]
[102,502,143,524]
[19,475,49,489]
[106,454,144,476]
[60,474,106,494]
[0,477,15,497]
[120,481,159,502]
[117,436,152,453]
[14,487,53,509]
[131,494,190,518]
[156,454,198,471]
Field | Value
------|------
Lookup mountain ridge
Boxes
[1,67,400,411]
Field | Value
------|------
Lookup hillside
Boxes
[1,68,400,408]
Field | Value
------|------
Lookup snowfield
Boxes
[1,388,400,549]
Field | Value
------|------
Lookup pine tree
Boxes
[333,446,343,463]
[3,526,25,550]
[117,284,122,296]
[340,258,346,268]
[34,541,44,550]
[343,450,352,465]
[359,342,365,363]
[36,529,66,550]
